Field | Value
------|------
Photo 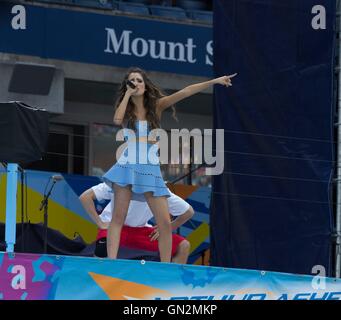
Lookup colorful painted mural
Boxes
[1,252,340,300]
[0,168,211,264]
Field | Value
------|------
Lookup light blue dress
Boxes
[102,120,170,199]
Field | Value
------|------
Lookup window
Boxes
[91,123,122,177]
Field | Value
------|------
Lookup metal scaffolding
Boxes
[335,0,341,278]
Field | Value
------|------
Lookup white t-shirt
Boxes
[92,183,190,227]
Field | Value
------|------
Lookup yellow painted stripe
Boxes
[0,179,97,244]
[193,249,210,266]
[0,174,7,217]
[186,222,209,254]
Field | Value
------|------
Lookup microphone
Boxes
[52,175,64,182]
[39,175,63,211]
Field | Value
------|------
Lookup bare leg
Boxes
[172,240,190,264]
[144,193,172,262]
[107,184,131,259]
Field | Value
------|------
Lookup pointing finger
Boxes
[228,73,238,78]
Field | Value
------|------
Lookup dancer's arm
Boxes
[170,208,194,231]
[157,73,237,112]
[149,207,194,241]
[79,189,109,229]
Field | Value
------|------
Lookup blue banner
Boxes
[211,0,336,275]
[0,2,212,77]
[1,252,341,300]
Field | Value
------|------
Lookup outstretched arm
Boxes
[157,73,237,113]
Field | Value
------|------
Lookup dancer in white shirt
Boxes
[80,183,194,264]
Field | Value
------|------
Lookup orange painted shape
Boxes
[89,272,169,300]
[166,183,198,199]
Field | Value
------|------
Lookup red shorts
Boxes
[97,226,185,257]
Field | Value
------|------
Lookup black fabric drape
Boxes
[211,0,335,275]
[0,102,49,165]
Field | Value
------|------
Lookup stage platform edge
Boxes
[0,251,341,300]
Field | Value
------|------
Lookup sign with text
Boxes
[1,252,341,300]
[0,2,212,77]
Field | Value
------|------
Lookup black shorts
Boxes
[94,237,160,261]
[94,238,107,258]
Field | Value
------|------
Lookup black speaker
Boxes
[0,102,49,165]
[8,63,55,95]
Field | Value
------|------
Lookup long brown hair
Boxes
[114,67,177,130]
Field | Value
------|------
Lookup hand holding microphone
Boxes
[126,80,138,96]
[126,79,136,89]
